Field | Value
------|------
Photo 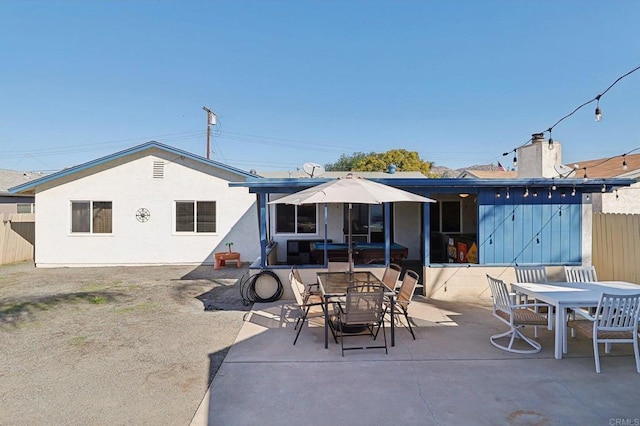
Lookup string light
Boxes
[548,188,552,199]
[571,185,576,197]
[583,168,588,182]
[523,187,529,197]
[505,187,510,199]
[601,184,606,193]
[622,155,628,170]
[512,153,518,168]
[499,64,640,164]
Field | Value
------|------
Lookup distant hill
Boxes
[430,163,507,178]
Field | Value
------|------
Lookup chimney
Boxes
[517,133,563,178]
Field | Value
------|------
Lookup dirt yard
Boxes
[0,261,251,425]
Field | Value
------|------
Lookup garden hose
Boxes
[239,269,283,305]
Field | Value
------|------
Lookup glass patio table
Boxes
[317,271,396,349]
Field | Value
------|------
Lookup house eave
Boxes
[9,141,257,194]
[230,177,636,194]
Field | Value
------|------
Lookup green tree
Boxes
[354,149,435,176]
[324,152,372,171]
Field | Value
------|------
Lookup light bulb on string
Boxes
[523,187,529,197]
[505,187,510,199]
[547,128,554,150]
[622,155,628,170]
[583,168,588,182]
[512,153,518,168]
[571,185,576,197]
[601,184,606,193]
[595,95,602,122]
[548,188,552,199]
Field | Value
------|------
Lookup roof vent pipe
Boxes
[388,164,396,174]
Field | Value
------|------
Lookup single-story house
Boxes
[230,136,635,301]
[8,141,260,267]
[572,153,640,214]
[0,169,41,216]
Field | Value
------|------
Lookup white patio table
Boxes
[510,280,640,359]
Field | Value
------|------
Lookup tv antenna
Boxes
[302,162,325,178]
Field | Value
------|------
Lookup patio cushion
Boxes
[497,308,548,325]
[568,319,635,340]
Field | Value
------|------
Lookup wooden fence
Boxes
[593,213,640,284]
[0,213,35,265]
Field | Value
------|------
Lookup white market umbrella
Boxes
[269,174,435,272]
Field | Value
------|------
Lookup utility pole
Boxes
[202,106,216,159]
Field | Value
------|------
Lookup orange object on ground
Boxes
[214,252,241,270]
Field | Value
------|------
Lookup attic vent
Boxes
[153,161,165,179]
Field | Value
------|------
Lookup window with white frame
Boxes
[175,201,216,233]
[71,201,112,233]
[275,204,317,234]
[17,203,34,213]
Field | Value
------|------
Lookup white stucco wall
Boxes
[34,151,258,267]
[596,182,640,213]
[393,202,422,260]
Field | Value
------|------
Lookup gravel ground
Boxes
[0,261,251,425]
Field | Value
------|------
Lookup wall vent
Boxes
[153,161,165,179]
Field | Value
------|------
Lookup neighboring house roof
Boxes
[257,170,426,179]
[571,153,640,180]
[0,169,42,196]
[458,169,518,179]
[9,141,257,195]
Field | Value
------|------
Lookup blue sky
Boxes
[1,1,639,173]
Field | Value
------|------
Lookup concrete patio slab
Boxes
[192,297,640,425]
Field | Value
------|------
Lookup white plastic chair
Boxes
[567,292,640,373]
[514,265,548,284]
[514,265,552,336]
[564,265,598,282]
[487,274,549,354]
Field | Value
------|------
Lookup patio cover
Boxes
[268,174,435,271]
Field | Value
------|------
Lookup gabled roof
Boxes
[458,169,518,179]
[571,153,640,179]
[9,141,257,194]
[0,169,43,196]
